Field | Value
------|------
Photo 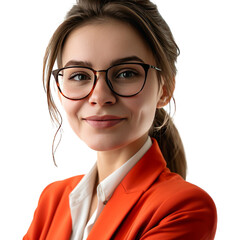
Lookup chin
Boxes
[84,138,127,152]
[86,143,119,152]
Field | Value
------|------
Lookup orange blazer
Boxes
[23,139,217,239]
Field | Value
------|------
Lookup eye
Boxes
[116,70,138,79]
[69,72,92,81]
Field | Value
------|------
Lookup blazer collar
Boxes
[87,138,166,240]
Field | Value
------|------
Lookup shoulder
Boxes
[150,171,217,215]
[141,171,217,238]
[39,175,84,202]
[44,175,84,192]
[158,171,214,198]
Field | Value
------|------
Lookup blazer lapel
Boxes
[88,184,143,240]
[87,139,166,240]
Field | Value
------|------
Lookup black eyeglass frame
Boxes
[52,62,162,100]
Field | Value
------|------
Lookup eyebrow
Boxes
[64,60,92,68]
[63,56,145,68]
[110,56,145,65]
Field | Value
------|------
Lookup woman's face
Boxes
[60,18,165,152]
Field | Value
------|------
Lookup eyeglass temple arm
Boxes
[150,65,162,72]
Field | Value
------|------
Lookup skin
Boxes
[60,18,168,188]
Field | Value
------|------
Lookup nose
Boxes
[88,72,117,106]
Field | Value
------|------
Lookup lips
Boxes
[83,115,125,128]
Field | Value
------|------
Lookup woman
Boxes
[24,0,217,239]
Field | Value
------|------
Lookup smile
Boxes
[82,115,126,129]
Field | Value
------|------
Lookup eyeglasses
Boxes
[52,62,161,100]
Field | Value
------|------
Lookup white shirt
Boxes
[69,137,152,240]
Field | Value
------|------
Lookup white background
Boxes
[0,0,239,239]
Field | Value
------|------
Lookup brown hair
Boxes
[43,0,187,179]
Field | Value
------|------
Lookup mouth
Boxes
[82,115,126,129]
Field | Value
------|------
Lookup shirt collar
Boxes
[69,162,97,206]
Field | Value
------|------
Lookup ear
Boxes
[156,76,175,108]
[57,91,63,104]
[53,78,63,104]
[156,84,173,109]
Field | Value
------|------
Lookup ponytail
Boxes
[149,108,187,179]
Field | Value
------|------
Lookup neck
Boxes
[96,135,148,183]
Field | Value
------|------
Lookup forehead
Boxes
[61,18,155,68]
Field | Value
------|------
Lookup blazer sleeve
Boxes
[140,185,217,240]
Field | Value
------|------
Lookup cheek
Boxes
[137,101,156,128]
[131,82,160,131]
[125,94,157,131]
[61,99,83,127]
